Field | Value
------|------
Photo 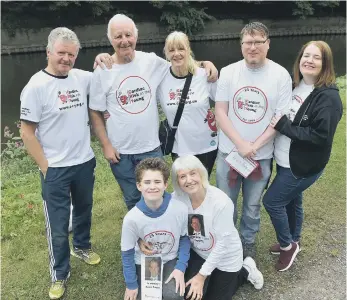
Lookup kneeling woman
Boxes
[171,155,264,300]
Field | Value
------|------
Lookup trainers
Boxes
[270,241,301,255]
[71,247,101,265]
[243,243,256,259]
[275,242,300,271]
[49,273,70,299]
[243,257,264,290]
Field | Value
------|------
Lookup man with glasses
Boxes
[215,22,292,258]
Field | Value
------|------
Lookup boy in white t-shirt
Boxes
[121,157,190,300]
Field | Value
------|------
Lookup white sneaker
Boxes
[243,256,264,290]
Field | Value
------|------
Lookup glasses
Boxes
[241,39,268,48]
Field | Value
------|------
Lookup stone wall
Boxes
[1,16,345,55]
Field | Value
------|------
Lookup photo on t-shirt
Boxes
[144,257,162,282]
[188,214,205,237]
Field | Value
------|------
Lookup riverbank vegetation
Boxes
[2,1,346,37]
[1,76,345,299]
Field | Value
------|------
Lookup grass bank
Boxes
[1,76,346,299]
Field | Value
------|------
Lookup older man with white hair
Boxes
[90,14,218,211]
[20,27,100,299]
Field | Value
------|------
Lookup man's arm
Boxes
[253,70,292,152]
[215,102,255,157]
[252,125,277,152]
[20,120,48,176]
[89,109,120,163]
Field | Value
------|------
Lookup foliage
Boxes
[293,1,341,19]
[1,121,26,160]
[151,1,214,35]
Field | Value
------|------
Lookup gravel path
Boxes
[234,227,346,300]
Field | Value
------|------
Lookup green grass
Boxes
[1,76,346,299]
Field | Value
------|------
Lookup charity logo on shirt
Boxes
[57,89,84,111]
[166,88,197,106]
[288,94,304,121]
[116,76,152,114]
[188,214,214,251]
[143,230,175,254]
[233,86,268,124]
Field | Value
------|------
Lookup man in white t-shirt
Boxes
[215,22,292,258]
[90,14,218,211]
[20,27,100,300]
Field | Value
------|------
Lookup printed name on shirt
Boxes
[166,88,197,106]
[21,107,31,116]
[233,86,268,124]
[58,89,84,111]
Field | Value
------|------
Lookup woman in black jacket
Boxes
[262,41,343,272]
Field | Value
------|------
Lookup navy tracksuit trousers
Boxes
[40,157,96,282]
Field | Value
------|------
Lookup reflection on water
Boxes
[1,34,345,131]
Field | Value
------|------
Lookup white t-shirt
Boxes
[216,59,292,160]
[172,186,243,275]
[158,68,218,155]
[89,51,169,154]
[121,199,188,265]
[20,69,94,167]
[274,80,314,167]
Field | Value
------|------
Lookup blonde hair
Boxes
[164,31,199,75]
[293,40,336,88]
[171,155,209,197]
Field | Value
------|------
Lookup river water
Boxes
[1,34,345,132]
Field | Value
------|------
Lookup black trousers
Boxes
[171,149,218,177]
[185,249,248,300]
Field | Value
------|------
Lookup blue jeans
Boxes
[262,165,323,247]
[216,151,271,244]
[110,146,163,210]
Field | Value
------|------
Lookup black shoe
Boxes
[243,243,256,259]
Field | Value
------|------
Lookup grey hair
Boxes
[171,155,209,197]
[240,22,269,41]
[47,27,81,52]
[107,14,138,42]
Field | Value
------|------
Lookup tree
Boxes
[150,1,214,35]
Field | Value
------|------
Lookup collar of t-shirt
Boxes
[136,191,171,218]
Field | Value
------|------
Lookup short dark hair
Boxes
[240,22,269,41]
[135,157,170,184]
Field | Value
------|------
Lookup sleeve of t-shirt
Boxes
[20,83,42,123]
[81,70,93,95]
[153,53,170,81]
[175,206,190,272]
[121,214,139,289]
[208,81,218,101]
[215,67,230,102]
[199,200,236,276]
[275,70,292,116]
[89,67,107,111]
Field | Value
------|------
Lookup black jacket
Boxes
[275,84,343,178]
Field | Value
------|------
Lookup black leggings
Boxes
[171,149,218,177]
[185,249,248,300]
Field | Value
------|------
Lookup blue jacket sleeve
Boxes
[121,248,138,290]
[175,235,191,272]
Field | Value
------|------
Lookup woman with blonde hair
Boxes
[157,31,218,176]
[262,41,343,271]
